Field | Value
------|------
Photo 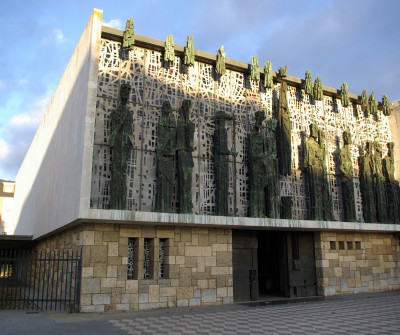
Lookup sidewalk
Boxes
[1,290,400,334]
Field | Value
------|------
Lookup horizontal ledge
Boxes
[84,209,400,233]
[101,26,382,108]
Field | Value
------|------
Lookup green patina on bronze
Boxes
[373,140,388,223]
[359,142,377,223]
[304,123,326,220]
[155,101,177,213]
[382,95,392,116]
[318,128,333,221]
[383,142,400,224]
[110,83,133,209]
[277,82,291,176]
[279,66,288,78]
[264,61,273,89]
[184,36,195,67]
[164,35,175,63]
[369,92,377,115]
[214,111,236,216]
[339,130,357,222]
[248,112,279,218]
[361,89,369,114]
[122,19,134,51]
[305,70,313,96]
[341,82,350,108]
[313,77,323,101]
[176,100,195,214]
[250,56,260,82]
[216,46,226,77]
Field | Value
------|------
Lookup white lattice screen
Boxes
[91,38,391,221]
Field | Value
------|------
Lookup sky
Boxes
[0,0,399,181]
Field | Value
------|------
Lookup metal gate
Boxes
[0,249,81,311]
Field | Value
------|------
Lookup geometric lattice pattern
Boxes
[91,38,392,221]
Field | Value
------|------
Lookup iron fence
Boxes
[0,249,81,311]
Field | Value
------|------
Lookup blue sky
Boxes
[0,0,399,181]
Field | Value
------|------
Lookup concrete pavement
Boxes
[1,290,400,334]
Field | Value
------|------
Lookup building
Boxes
[10,9,400,312]
[0,179,15,235]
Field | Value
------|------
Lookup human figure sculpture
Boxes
[122,19,134,51]
[216,46,226,76]
[184,36,195,67]
[214,111,236,216]
[277,82,291,176]
[248,112,279,218]
[176,100,195,214]
[339,130,357,222]
[373,140,387,223]
[383,142,400,224]
[313,77,323,101]
[165,35,175,63]
[155,101,177,213]
[359,142,376,222]
[110,83,133,209]
[251,56,260,82]
[303,123,324,220]
[341,82,350,107]
[318,129,333,221]
[305,70,313,96]
[264,61,273,89]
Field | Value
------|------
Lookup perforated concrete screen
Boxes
[91,37,391,221]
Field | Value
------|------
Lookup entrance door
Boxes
[257,231,289,298]
[232,231,258,302]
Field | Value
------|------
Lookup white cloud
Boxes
[0,138,10,161]
[10,94,50,126]
[53,29,65,44]
[103,19,123,30]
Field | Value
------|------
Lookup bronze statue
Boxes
[383,142,400,224]
[216,46,226,76]
[373,140,387,223]
[369,92,377,115]
[361,89,369,114]
[318,128,333,221]
[251,56,260,82]
[122,19,134,51]
[279,66,288,78]
[382,95,392,116]
[248,112,279,218]
[176,100,195,214]
[303,123,324,220]
[165,35,175,63]
[359,142,377,222]
[213,111,236,216]
[277,82,291,175]
[341,82,350,107]
[264,61,273,89]
[155,101,177,213]
[313,77,323,101]
[184,36,195,67]
[305,70,313,96]
[339,130,357,221]
[110,83,133,209]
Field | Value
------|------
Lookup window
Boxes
[330,241,336,250]
[127,238,137,279]
[355,241,361,250]
[143,238,151,279]
[338,241,345,250]
[347,241,353,250]
[159,239,166,279]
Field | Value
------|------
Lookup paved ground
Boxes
[1,291,400,335]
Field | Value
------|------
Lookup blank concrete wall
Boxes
[12,9,102,238]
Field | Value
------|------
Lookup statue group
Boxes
[109,87,399,224]
[155,100,195,214]
[359,140,399,224]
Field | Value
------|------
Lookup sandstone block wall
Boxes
[34,223,233,312]
[315,232,400,296]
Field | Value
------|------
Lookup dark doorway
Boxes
[257,231,288,298]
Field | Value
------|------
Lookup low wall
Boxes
[315,232,400,295]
